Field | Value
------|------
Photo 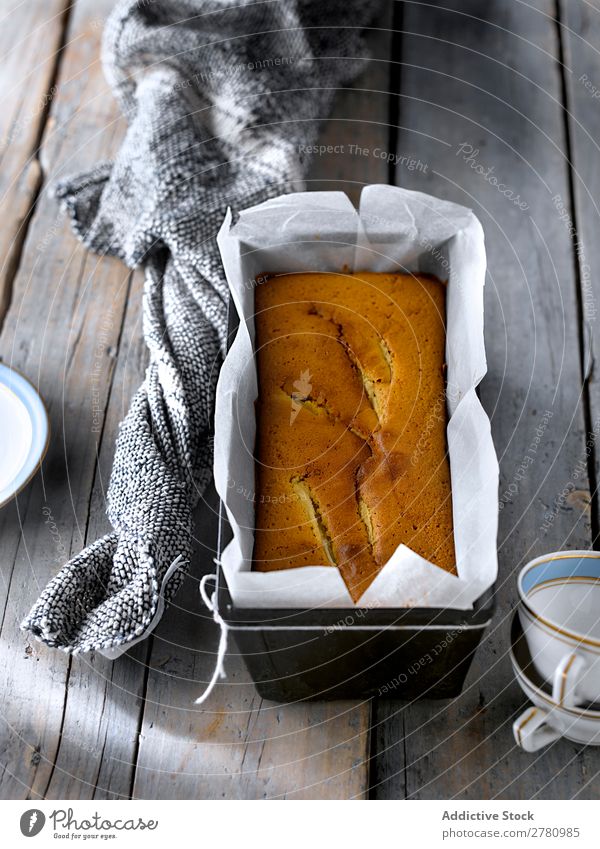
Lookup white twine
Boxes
[195,572,229,705]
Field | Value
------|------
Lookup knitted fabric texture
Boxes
[21,0,374,653]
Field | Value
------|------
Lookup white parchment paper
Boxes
[214,185,499,610]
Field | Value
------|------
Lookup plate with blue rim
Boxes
[0,363,49,507]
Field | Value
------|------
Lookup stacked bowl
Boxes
[511,551,600,751]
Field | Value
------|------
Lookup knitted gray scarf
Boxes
[22,0,374,653]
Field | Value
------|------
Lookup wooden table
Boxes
[1,0,600,800]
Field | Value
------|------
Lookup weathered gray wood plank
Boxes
[43,269,150,801]
[561,0,600,539]
[0,0,71,321]
[0,0,145,800]
[307,12,397,206]
[558,0,600,799]
[131,18,394,801]
[370,0,599,799]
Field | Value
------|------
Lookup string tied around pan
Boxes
[195,572,229,705]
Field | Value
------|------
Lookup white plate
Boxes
[0,363,49,507]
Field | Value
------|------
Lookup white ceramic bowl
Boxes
[510,611,600,751]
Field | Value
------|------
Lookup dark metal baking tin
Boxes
[215,299,495,702]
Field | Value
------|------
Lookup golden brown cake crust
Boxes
[252,271,456,602]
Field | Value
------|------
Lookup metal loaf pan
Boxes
[214,301,495,702]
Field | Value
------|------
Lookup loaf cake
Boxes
[252,271,456,602]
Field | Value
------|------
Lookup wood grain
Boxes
[42,269,149,801]
[0,0,71,322]
[0,0,143,799]
[307,11,396,206]
[561,0,600,551]
[558,0,600,798]
[369,0,599,800]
